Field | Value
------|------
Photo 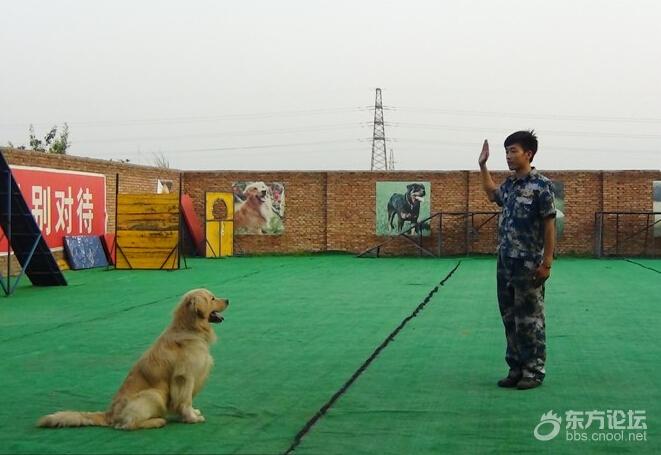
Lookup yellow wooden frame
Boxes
[115,193,180,269]
[205,192,234,257]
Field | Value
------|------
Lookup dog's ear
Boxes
[406,184,414,191]
[187,292,208,319]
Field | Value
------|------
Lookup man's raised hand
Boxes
[478,139,490,167]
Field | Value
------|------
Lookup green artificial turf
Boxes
[0,256,658,454]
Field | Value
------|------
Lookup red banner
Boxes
[0,165,107,254]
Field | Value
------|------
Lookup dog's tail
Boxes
[37,411,109,428]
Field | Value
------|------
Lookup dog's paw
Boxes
[182,411,205,424]
[193,408,202,416]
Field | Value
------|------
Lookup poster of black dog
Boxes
[376,182,431,236]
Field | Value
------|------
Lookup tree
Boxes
[28,124,45,151]
[22,123,71,154]
[152,151,170,169]
[49,123,69,154]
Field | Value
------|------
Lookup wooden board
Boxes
[116,230,179,248]
[117,194,179,214]
[116,213,180,231]
[116,194,180,270]
[115,248,178,270]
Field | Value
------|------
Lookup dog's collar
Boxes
[407,193,416,207]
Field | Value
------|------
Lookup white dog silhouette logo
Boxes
[534,411,562,441]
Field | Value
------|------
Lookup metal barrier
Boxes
[358,211,500,257]
[594,211,661,257]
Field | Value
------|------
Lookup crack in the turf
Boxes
[282,261,461,454]
[624,258,661,274]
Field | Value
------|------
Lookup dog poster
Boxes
[232,181,285,235]
[553,180,565,240]
[654,181,661,238]
[376,182,431,236]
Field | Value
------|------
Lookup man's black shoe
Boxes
[497,376,521,388]
[516,378,543,390]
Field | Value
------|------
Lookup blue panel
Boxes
[64,236,109,270]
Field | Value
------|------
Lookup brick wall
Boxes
[1,147,659,260]
[326,171,470,255]
[184,168,661,257]
[3,148,181,232]
[601,171,661,256]
[182,171,327,254]
[1,148,180,271]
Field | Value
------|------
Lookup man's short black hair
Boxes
[504,130,538,159]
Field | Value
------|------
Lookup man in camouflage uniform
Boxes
[478,130,556,390]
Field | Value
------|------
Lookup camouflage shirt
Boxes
[494,168,556,261]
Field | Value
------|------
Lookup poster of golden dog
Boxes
[232,181,285,235]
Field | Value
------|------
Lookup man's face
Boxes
[505,144,532,171]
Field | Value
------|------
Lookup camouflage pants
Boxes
[496,253,546,381]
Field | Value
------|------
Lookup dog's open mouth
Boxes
[209,311,224,324]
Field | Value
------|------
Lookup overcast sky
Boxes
[1,0,660,171]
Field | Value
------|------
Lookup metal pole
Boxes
[644,213,650,257]
[437,213,441,257]
[439,213,443,256]
[177,172,182,269]
[615,213,620,256]
[7,167,11,292]
[464,212,469,256]
[600,212,605,258]
[114,173,119,267]
[469,213,475,255]
[9,232,42,294]
[204,192,208,258]
[594,213,599,258]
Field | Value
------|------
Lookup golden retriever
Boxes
[37,289,229,430]
[234,181,274,234]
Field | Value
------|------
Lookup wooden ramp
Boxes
[0,151,66,294]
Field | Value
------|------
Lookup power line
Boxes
[67,120,661,144]
[0,107,372,129]
[388,138,660,154]
[385,122,661,140]
[388,106,661,124]
[74,123,368,144]
[5,105,661,130]
[74,138,363,158]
